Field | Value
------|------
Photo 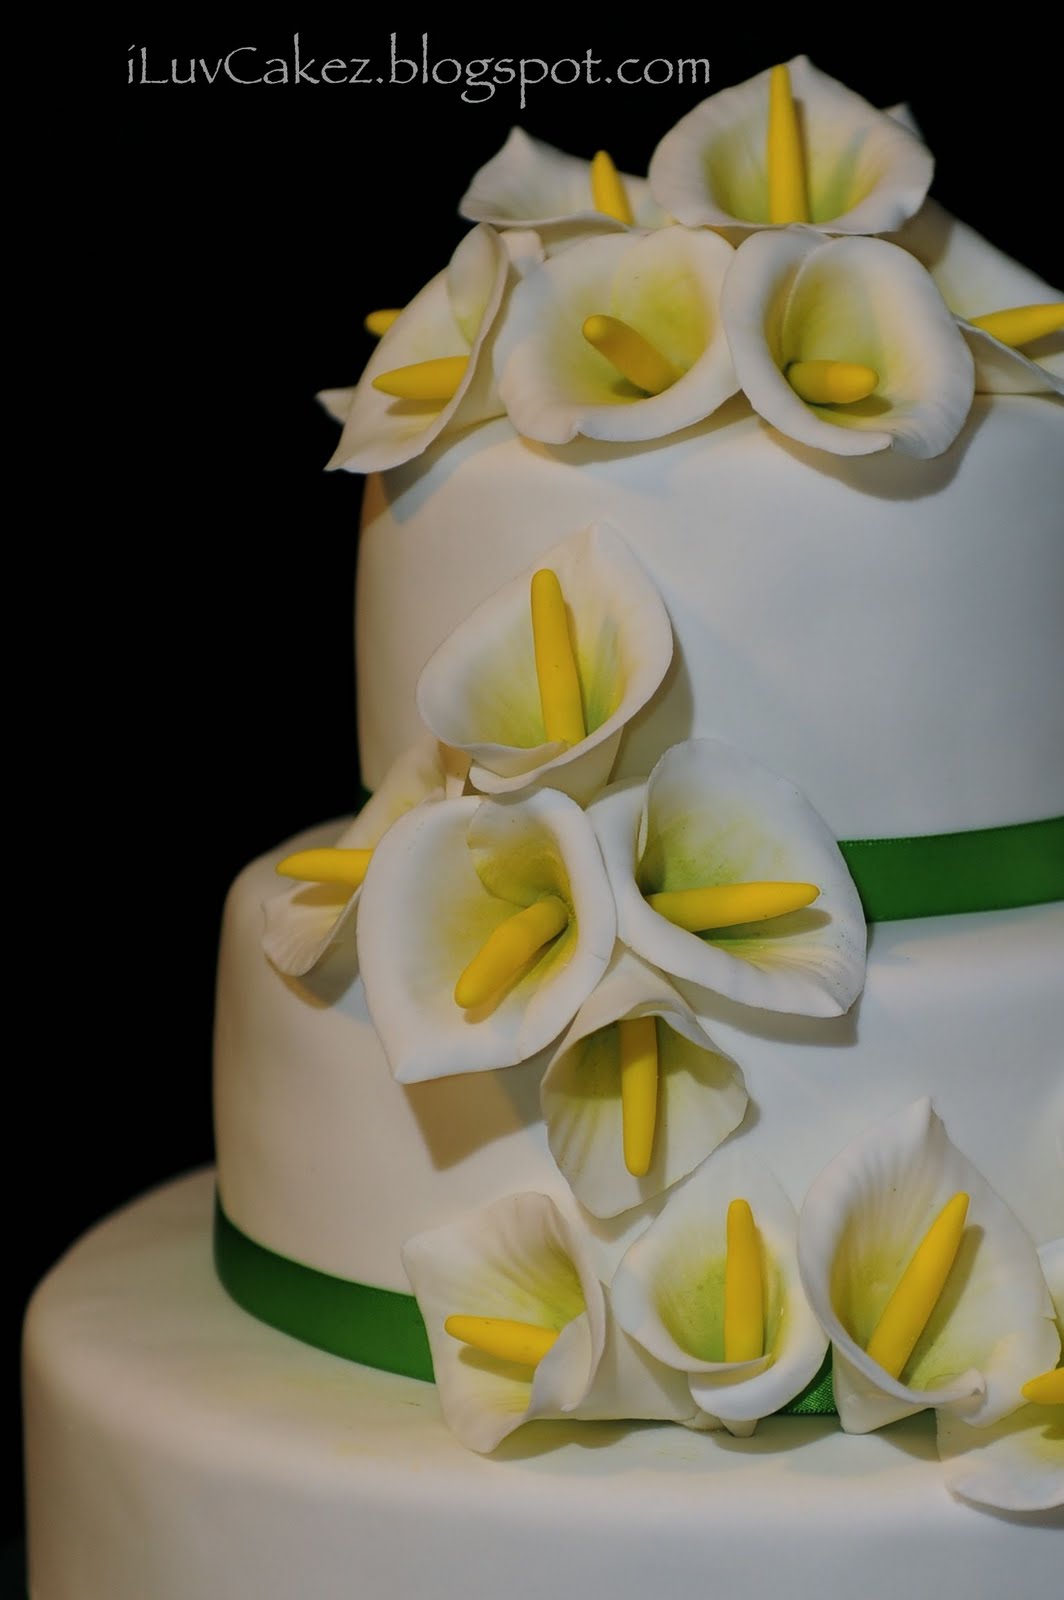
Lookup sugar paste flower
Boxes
[326,224,540,474]
[648,56,932,236]
[261,737,459,977]
[416,524,673,805]
[590,739,866,1020]
[460,127,667,240]
[611,1147,828,1435]
[402,1192,699,1453]
[540,947,748,1219]
[493,227,738,443]
[892,199,1063,396]
[798,1099,1060,1437]
[933,1237,1063,1512]
[357,787,615,1083]
[722,228,975,458]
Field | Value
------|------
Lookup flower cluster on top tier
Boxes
[324,55,1061,473]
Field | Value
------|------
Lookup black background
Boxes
[8,22,1061,1555]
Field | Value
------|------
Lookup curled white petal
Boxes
[416,523,673,803]
[648,55,933,235]
[401,1193,606,1453]
[590,741,866,1018]
[937,1403,1064,1513]
[327,225,510,474]
[541,947,747,1218]
[460,126,667,237]
[723,229,975,458]
[495,228,738,444]
[358,788,616,1083]
[574,1306,703,1426]
[611,1148,827,1429]
[262,736,448,977]
[798,1100,1060,1434]
[892,198,1063,395]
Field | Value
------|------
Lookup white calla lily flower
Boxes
[590,740,866,1020]
[261,736,454,977]
[494,228,738,443]
[416,524,673,805]
[648,56,932,236]
[326,225,541,474]
[891,198,1064,396]
[541,947,748,1219]
[460,127,667,239]
[935,1238,1063,1511]
[611,1148,828,1434]
[357,787,616,1083]
[798,1100,1060,1436]
[722,229,975,458]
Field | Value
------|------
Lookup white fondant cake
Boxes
[25,53,1064,1598]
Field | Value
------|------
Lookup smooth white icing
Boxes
[24,1173,1062,1600]
[214,825,1064,1293]
[356,395,1064,840]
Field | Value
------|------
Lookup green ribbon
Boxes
[214,1196,836,1413]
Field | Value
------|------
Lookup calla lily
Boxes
[493,227,738,443]
[540,947,748,1218]
[611,1148,828,1434]
[459,126,668,240]
[935,1238,1063,1511]
[326,224,541,474]
[590,739,866,1020]
[722,228,975,458]
[416,524,673,804]
[798,1100,1060,1436]
[261,736,456,977]
[357,786,615,1083]
[891,198,1064,396]
[648,56,932,236]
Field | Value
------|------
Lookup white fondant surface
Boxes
[24,1172,1063,1600]
[356,396,1064,839]
[215,825,1064,1293]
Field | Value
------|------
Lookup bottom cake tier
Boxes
[23,1171,1062,1600]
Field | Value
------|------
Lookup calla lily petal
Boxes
[262,736,449,977]
[611,1148,827,1432]
[891,198,1064,395]
[590,740,866,1019]
[327,226,540,474]
[798,1100,1060,1435]
[541,947,747,1218]
[723,229,975,458]
[460,126,667,238]
[357,788,615,1083]
[401,1192,606,1453]
[416,523,673,804]
[494,228,738,444]
[648,55,932,235]
[937,1239,1064,1511]
[574,1307,705,1427]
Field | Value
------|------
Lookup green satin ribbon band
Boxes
[214,1197,837,1414]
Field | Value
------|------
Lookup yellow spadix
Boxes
[276,847,373,891]
[968,303,1064,349]
[581,314,681,396]
[530,569,586,746]
[1021,1368,1064,1406]
[364,308,402,337]
[767,63,809,225]
[372,355,469,401]
[865,1192,970,1380]
[444,1315,560,1368]
[787,360,880,405]
[724,1198,764,1363]
[646,882,820,932]
[619,1017,658,1177]
[590,149,634,225]
[454,896,570,1010]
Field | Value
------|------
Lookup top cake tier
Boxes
[356,393,1064,840]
